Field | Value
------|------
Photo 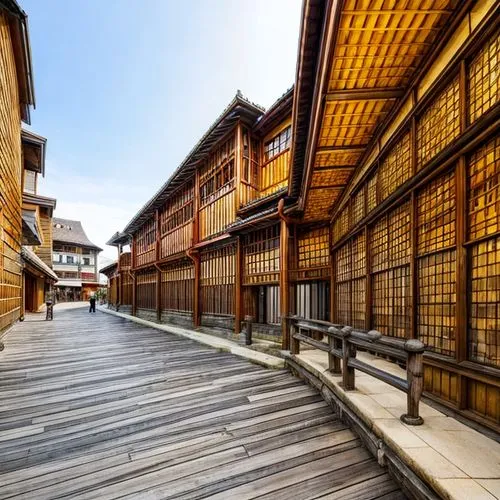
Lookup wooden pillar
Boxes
[235,122,242,214]
[132,271,137,316]
[280,218,290,349]
[116,244,121,308]
[192,253,201,327]
[410,191,418,339]
[155,210,161,322]
[364,225,371,330]
[235,236,243,334]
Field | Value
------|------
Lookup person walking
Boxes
[89,293,96,313]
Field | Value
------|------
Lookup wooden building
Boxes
[108,0,499,431]
[52,218,102,301]
[0,1,36,333]
[287,0,499,431]
[20,130,58,313]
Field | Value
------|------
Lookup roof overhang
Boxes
[55,279,82,288]
[106,231,131,247]
[21,247,58,282]
[289,0,468,222]
[21,129,46,176]
[22,192,57,216]
[123,93,264,235]
[1,0,35,124]
[99,261,118,276]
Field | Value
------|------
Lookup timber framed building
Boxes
[106,0,499,431]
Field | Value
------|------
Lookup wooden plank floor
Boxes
[0,304,405,499]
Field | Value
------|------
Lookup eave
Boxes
[289,0,470,223]
[123,93,265,235]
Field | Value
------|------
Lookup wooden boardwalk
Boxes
[0,305,404,499]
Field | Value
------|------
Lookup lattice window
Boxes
[335,241,351,282]
[367,173,378,215]
[351,186,365,227]
[388,201,411,268]
[242,127,259,186]
[418,250,456,356]
[352,278,366,330]
[372,271,391,335]
[199,134,236,206]
[135,219,156,255]
[417,76,460,168]
[469,236,500,368]
[351,231,366,278]
[298,227,330,269]
[264,126,291,161]
[468,137,500,241]
[243,225,280,284]
[160,183,193,235]
[336,281,351,326]
[370,215,388,273]
[161,260,194,312]
[469,30,500,123]
[417,170,456,255]
[332,206,349,242]
[379,132,411,201]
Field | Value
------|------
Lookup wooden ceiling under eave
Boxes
[300,0,461,222]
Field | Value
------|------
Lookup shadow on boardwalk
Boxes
[0,304,404,499]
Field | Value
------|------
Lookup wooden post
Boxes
[290,317,300,355]
[401,339,425,425]
[340,326,355,390]
[155,210,161,322]
[280,218,290,349]
[131,271,137,316]
[235,236,243,334]
[328,326,341,373]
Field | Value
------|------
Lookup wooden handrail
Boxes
[287,316,425,425]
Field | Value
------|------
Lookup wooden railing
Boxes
[288,316,425,425]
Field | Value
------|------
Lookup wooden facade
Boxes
[0,5,36,333]
[109,0,499,431]
[288,0,499,431]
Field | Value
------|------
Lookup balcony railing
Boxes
[287,316,425,425]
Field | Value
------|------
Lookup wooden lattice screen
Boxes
[468,137,500,368]
[136,269,156,310]
[135,219,156,267]
[121,271,133,306]
[159,183,193,258]
[243,225,280,285]
[291,226,330,281]
[200,244,236,315]
[417,76,460,168]
[161,260,194,313]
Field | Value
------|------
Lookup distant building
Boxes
[20,130,58,314]
[52,218,102,301]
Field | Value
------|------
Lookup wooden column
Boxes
[117,244,121,309]
[280,218,290,350]
[155,210,161,322]
[410,115,418,339]
[364,225,371,330]
[131,237,137,316]
[235,236,243,334]
[192,253,201,327]
[235,123,242,214]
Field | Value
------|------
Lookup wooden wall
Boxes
[330,27,500,428]
[161,259,194,313]
[34,207,53,267]
[243,225,280,285]
[0,12,22,333]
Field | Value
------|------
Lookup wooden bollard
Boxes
[339,326,355,390]
[290,316,300,355]
[401,339,425,425]
[244,315,253,346]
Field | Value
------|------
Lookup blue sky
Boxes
[25,0,302,261]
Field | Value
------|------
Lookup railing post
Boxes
[327,326,342,373]
[290,317,300,355]
[339,326,355,390]
[401,339,425,425]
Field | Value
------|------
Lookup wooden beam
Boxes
[325,88,405,101]
[316,146,365,154]
[310,184,346,190]
[341,9,453,14]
